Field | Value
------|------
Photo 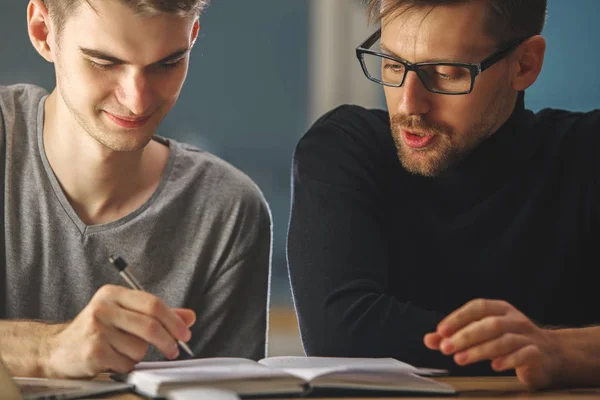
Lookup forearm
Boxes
[551,326,600,387]
[296,291,452,366]
[0,320,64,377]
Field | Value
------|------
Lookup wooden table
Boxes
[106,376,600,399]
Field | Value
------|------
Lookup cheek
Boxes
[72,65,116,105]
[434,97,482,133]
[169,68,189,98]
[57,64,107,108]
[383,86,399,111]
[155,66,189,103]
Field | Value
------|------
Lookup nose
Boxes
[396,71,431,117]
[116,70,154,116]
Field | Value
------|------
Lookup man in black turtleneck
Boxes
[287,0,600,390]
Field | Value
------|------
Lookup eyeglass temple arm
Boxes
[479,38,526,73]
[358,28,382,50]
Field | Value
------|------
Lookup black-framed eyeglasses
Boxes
[356,28,527,95]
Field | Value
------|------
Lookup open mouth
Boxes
[401,129,437,149]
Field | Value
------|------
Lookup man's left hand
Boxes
[424,299,563,389]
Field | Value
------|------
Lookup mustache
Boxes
[390,114,454,136]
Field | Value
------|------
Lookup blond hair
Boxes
[367,0,546,45]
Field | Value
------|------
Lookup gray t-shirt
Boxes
[0,84,272,361]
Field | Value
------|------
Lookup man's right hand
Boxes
[43,284,195,378]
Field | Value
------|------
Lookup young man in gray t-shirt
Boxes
[0,0,271,378]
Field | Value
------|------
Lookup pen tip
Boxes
[179,341,195,357]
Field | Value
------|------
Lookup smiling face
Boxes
[49,0,199,152]
[381,1,519,177]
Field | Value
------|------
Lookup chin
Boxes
[91,128,155,152]
[397,148,450,177]
[401,161,443,177]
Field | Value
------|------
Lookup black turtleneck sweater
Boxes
[287,94,600,375]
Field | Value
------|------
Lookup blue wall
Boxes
[527,0,600,111]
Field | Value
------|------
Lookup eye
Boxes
[383,61,404,73]
[160,58,186,70]
[434,66,469,80]
[87,59,116,70]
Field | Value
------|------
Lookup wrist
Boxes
[544,328,567,387]
[40,323,67,378]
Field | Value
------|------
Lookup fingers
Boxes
[424,332,443,350]
[104,306,181,359]
[118,290,191,342]
[92,285,191,359]
[97,343,138,375]
[492,344,543,372]
[437,299,512,337]
[50,286,192,378]
[453,333,531,366]
[423,299,554,388]
[103,326,149,365]
[440,315,531,355]
[97,285,191,342]
[173,308,196,327]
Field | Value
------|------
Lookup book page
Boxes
[127,358,307,396]
[131,364,291,382]
[259,356,446,377]
[258,357,416,381]
[133,357,259,371]
[257,357,454,394]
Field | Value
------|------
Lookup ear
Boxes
[27,0,56,63]
[190,18,200,48]
[510,35,546,91]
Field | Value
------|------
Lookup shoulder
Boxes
[311,104,389,130]
[299,104,390,152]
[533,107,600,139]
[167,139,270,218]
[0,84,48,150]
[294,105,399,183]
[0,84,48,114]
[531,107,600,181]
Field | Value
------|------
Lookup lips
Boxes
[105,112,152,129]
[401,129,437,149]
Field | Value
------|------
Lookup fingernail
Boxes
[455,352,468,364]
[438,324,451,336]
[441,339,454,353]
[178,327,189,340]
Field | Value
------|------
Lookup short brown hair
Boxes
[367,0,547,45]
[43,0,209,33]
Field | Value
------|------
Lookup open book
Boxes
[124,356,455,398]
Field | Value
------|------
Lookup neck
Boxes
[42,91,169,225]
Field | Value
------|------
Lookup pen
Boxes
[108,255,195,357]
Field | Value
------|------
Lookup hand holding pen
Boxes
[109,255,195,357]
[43,270,196,378]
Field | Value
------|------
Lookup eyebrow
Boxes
[379,44,409,62]
[379,43,465,64]
[79,47,191,65]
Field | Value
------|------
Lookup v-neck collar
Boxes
[36,95,177,235]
